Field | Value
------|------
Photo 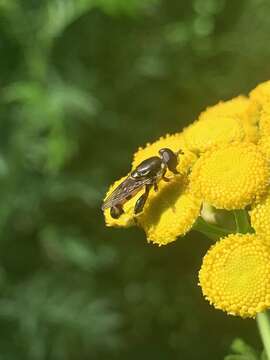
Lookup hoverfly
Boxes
[102,148,181,219]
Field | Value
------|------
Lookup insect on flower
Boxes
[102,148,182,219]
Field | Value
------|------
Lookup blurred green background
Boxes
[0,0,270,359]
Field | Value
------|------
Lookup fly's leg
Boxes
[134,184,151,214]
[162,176,170,182]
[110,204,124,219]
[153,182,158,192]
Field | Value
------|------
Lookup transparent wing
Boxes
[102,175,150,210]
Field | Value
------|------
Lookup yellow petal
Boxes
[199,233,270,318]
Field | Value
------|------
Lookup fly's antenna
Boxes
[176,148,184,157]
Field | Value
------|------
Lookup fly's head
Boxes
[158,148,180,174]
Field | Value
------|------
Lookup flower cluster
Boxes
[102,80,270,318]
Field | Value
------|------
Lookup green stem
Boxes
[193,217,231,241]
[257,312,270,360]
[233,209,253,233]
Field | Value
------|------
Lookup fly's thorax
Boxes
[156,162,166,181]
[131,156,163,179]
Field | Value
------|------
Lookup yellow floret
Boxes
[186,96,258,151]
[190,142,270,210]
[259,103,270,137]
[199,233,270,318]
[137,177,201,245]
[246,81,270,137]
[182,114,245,153]
[198,96,249,121]
[250,192,270,238]
[249,80,270,109]
[258,135,270,159]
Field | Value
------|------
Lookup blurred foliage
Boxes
[0,0,270,358]
[225,338,267,360]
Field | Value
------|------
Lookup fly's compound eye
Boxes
[159,148,179,174]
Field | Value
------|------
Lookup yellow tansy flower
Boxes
[198,96,249,121]
[104,134,201,245]
[181,97,253,153]
[190,142,269,210]
[182,114,245,153]
[259,103,270,137]
[137,177,201,245]
[250,192,270,238]
[249,80,270,109]
[258,135,270,159]
[199,233,270,318]
[246,81,270,136]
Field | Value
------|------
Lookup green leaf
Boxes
[225,338,259,360]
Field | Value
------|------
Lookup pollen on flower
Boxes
[250,192,270,238]
[137,177,201,245]
[190,142,270,210]
[199,233,270,318]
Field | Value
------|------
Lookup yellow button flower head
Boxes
[103,134,201,245]
[249,80,270,109]
[181,97,252,153]
[258,134,270,159]
[199,233,270,318]
[246,81,270,135]
[190,142,270,210]
[137,177,201,245]
[259,103,270,137]
[182,114,245,153]
[250,192,270,238]
[198,96,249,121]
